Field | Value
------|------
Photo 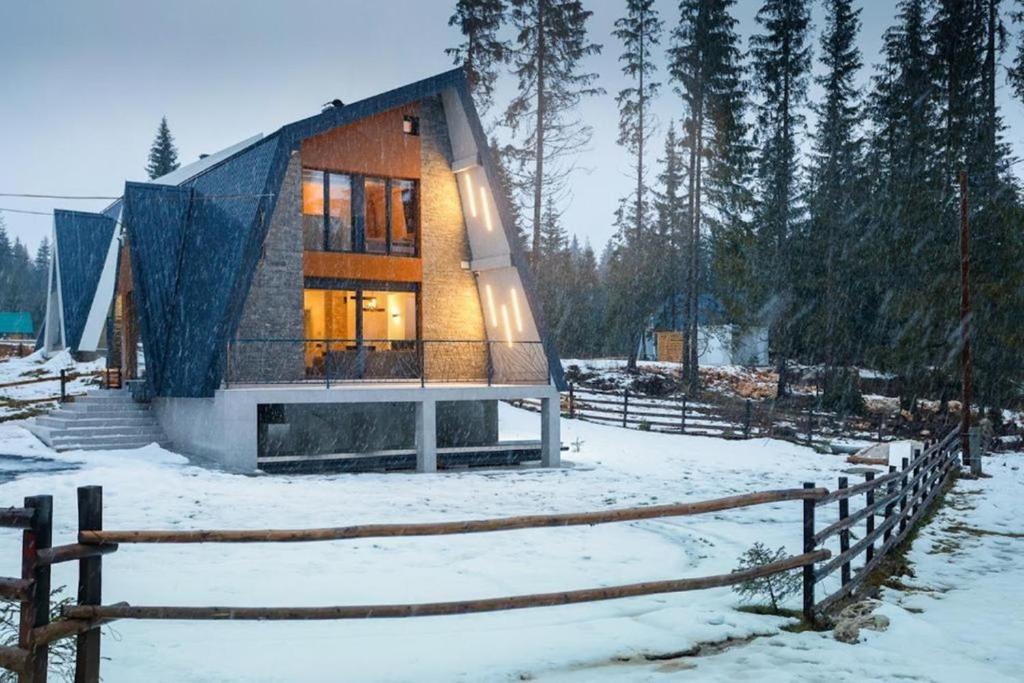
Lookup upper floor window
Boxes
[302,168,418,257]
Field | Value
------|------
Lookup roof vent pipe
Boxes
[321,99,344,111]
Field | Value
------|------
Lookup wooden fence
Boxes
[0,426,961,681]
[0,370,118,409]
[806,425,961,614]
[514,384,940,445]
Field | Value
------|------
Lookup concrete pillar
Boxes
[416,399,437,473]
[541,395,561,468]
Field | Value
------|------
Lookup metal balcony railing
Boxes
[223,339,550,388]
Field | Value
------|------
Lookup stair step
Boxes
[54,439,168,452]
[36,415,156,429]
[49,427,165,440]
[31,389,169,453]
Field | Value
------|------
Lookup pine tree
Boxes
[653,122,690,332]
[503,0,603,266]
[613,0,663,371]
[670,0,748,393]
[0,216,12,313]
[806,0,865,404]
[146,116,180,179]
[749,0,812,396]
[31,237,51,328]
[447,0,510,115]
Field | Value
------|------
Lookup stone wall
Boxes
[418,95,488,380]
[231,153,305,383]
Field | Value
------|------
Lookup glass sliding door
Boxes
[303,286,419,380]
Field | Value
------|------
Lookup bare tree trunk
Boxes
[688,106,703,396]
[531,0,546,269]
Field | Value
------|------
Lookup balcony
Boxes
[223,339,550,388]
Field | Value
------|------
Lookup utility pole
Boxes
[959,170,973,470]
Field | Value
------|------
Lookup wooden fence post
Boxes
[75,487,103,683]
[837,477,851,587]
[622,389,629,428]
[21,495,53,683]
[899,457,910,535]
[680,397,686,435]
[864,472,875,564]
[802,482,816,624]
[743,399,752,439]
[883,465,897,544]
[805,408,813,445]
[59,370,67,403]
[568,384,575,419]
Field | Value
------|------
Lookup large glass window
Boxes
[364,177,388,254]
[302,168,418,256]
[301,170,325,250]
[327,174,353,251]
[303,287,418,379]
[391,179,417,256]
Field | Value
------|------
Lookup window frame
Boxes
[302,166,420,258]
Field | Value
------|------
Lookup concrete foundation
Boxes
[153,383,560,473]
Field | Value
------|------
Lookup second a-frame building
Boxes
[87,68,563,472]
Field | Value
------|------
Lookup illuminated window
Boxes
[302,169,418,257]
[390,179,417,255]
[364,177,387,254]
[303,287,419,379]
[327,174,352,251]
[301,170,325,250]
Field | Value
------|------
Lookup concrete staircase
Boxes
[27,389,168,451]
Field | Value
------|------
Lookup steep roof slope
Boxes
[52,210,117,350]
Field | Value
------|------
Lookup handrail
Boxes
[80,487,828,545]
[61,549,830,622]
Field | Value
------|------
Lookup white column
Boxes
[541,395,561,468]
[415,399,437,473]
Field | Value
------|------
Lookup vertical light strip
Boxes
[484,284,498,328]
[479,185,493,231]
[463,173,478,218]
[509,287,523,332]
[501,304,513,347]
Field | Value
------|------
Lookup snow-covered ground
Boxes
[0,350,104,420]
[0,400,1019,681]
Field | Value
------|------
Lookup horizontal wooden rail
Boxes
[62,549,829,621]
[0,576,32,601]
[36,543,118,566]
[30,603,127,647]
[0,371,103,390]
[816,470,902,505]
[0,644,28,675]
[0,507,34,528]
[79,488,829,545]
[813,490,900,545]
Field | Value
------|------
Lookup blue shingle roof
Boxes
[53,210,116,350]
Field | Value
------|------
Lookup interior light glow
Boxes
[509,287,523,332]
[479,185,493,231]
[501,304,513,347]
[485,284,498,328]
[464,173,478,218]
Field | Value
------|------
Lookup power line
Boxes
[0,207,54,216]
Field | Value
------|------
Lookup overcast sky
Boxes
[3,0,1024,255]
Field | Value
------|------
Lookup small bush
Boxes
[731,543,802,612]
[0,587,76,682]
[638,420,652,431]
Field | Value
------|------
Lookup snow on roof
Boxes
[146,134,264,187]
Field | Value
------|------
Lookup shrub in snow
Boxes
[731,542,801,612]
[1,587,75,682]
